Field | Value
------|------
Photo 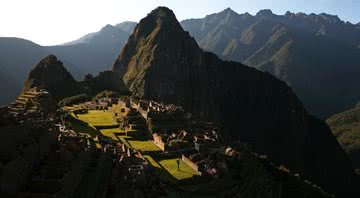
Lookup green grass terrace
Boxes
[75,110,118,127]
[68,108,203,190]
[125,138,161,152]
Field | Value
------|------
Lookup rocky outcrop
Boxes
[23,55,82,100]
[23,55,127,101]
[113,7,357,197]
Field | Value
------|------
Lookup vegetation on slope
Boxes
[327,104,360,169]
[181,8,360,118]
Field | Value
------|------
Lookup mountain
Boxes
[0,23,134,105]
[326,103,360,171]
[23,55,127,101]
[181,8,360,118]
[0,37,50,105]
[23,55,82,100]
[115,21,137,33]
[2,9,359,118]
[113,7,358,197]
[0,72,17,105]
[49,24,133,79]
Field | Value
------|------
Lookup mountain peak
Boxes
[101,24,115,32]
[222,7,236,14]
[113,6,198,74]
[39,54,58,65]
[137,6,181,35]
[319,13,341,23]
[256,9,274,16]
[23,55,80,100]
[149,6,177,20]
[285,11,294,17]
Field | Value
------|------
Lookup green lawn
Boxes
[159,158,200,180]
[126,139,161,152]
[100,128,123,140]
[76,110,117,126]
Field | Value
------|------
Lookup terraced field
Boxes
[99,128,123,140]
[159,158,200,180]
[69,107,200,185]
[76,110,117,127]
[126,138,161,152]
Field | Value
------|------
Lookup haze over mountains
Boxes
[0,22,136,106]
[1,8,360,120]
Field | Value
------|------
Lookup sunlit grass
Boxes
[126,139,161,151]
[159,158,200,180]
[76,110,117,126]
[100,128,123,140]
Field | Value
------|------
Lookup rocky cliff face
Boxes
[113,7,357,197]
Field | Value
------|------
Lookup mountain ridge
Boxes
[181,8,360,118]
[0,23,136,105]
[1,8,360,119]
[113,7,358,197]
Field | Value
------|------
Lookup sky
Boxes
[0,0,359,46]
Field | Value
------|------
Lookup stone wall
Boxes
[152,134,166,151]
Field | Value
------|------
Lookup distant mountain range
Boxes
[0,22,136,106]
[181,8,360,118]
[1,9,360,120]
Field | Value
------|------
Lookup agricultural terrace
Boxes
[159,158,200,180]
[75,110,117,127]
[68,103,200,184]
[125,138,161,152]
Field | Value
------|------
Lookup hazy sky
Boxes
[0,0,359,46]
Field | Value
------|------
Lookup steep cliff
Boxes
[113,7,357,197]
